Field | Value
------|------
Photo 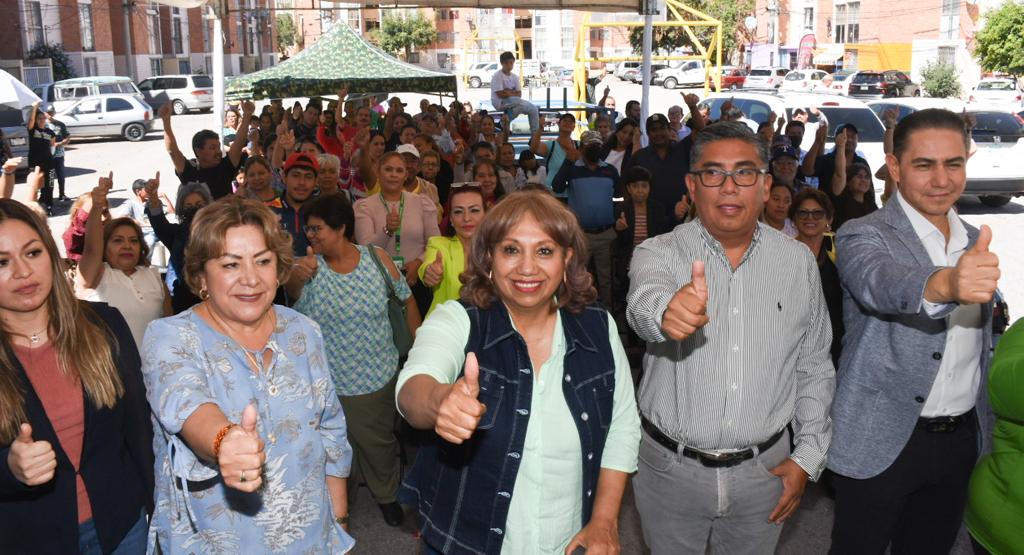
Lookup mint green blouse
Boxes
[397,301,640,554]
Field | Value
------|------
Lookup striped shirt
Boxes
[626,219,835,479]
[633,212,648,246]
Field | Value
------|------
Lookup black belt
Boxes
[641,415,785,468]
[917,409,975,434]
[583,225,613,234]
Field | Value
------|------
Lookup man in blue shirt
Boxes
[552,130,619,308]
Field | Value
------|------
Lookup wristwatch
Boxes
[335,514,349,526]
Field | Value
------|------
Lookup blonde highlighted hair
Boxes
[0,199,123,444]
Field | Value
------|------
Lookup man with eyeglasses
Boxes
[626,122,835,555]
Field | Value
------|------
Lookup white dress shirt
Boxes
[896,191,983,417]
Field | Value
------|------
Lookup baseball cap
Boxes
[580,130,603,146]
[557,112,576,123]
[834,122,859,135]
[389,96,407,108]
[283,152,320,174]
[771,145,800,162]
[646,113,669,129]
[396,144,421,158]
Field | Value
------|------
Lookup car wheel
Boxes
[172,100,187,115]
[663,77,678,90]
[469,77,482,89]
[979,195,1012,208]
[123,123,147,142]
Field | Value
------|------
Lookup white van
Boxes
[34,76,143,113]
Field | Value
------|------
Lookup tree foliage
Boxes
[920,61,962,98]
[377,12,437,61]
[275,14,298,57]
[629,0,754,61]
[974,1,1024,76]
[27,43,76,81]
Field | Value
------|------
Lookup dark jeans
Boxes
[830,411,978,554]
[79,510,148,555]
[53,156,66,197]
[37,167,54,208]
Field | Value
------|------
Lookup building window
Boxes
[172,17,184,54]
[534,13,545,26]
[150,58,162,76]
[78,4,95,51]
[365,19,379,31]
[347,9,359,31]
[561,27,574,50]
[203,20,211,52]
[24,1,45,50]
[846,2,860,43]
[83,57,98,76]
[940,0,959,40]
[803,7,814,30]
[938,46,956,66]
[834,4,847,43]
[408,51,420,63]
[148,10,163,55]
[179,59,191,73]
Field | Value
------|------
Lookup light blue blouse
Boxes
[141,305,355,554]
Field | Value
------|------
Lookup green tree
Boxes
[629,0,754,61]
[920,61,962,98]
[275,14,299,57]
[27,43,76,81]
[975,1,1024,76]
[377,12,437,62]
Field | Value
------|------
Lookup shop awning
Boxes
[813,44,845,65]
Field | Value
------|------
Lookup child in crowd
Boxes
[514,150,546,189]
[613,166,671,331]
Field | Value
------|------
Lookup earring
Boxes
[199,287,209,300]
[487,270,492,281]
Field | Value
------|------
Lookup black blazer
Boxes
[0,302,153,555]
[615,198,673,258]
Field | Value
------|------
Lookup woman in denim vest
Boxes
[397,190,640,555]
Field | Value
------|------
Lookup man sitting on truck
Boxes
[491,51,540,135]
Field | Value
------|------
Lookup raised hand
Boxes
[337,87,348,101]
[2,157,22,175]
[7,423,57,486]
[882,108,898,129]
[158,102,173,120]
[435,353,487,444]
[423,252,444,288]
[218,404,266,493]
[674,196,690,220]
[292,246,319,284]
[91,171,113,212]
[949,224,1000,304]
[385,205,401,235]
[661,260,710,341]
[278,129,296,152]
[615,211,628,231]
[683,93,700,108]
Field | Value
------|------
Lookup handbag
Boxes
[367,246,414,357]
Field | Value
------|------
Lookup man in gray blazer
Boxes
[829,108,1000,554]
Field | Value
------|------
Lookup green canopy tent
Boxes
[224,23,458,101]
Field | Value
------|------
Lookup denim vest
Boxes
[400,301,617,555]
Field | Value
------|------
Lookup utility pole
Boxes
[123,1,135,79]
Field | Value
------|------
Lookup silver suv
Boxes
[137,74,214,115]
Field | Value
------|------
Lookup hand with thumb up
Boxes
[661,260,710,341]
[7,423,57,486]
[435,353,487,444]
[385,205,401,236]
[615,211,628,231]
[292,246,320,284]
[948,224,1000,305]
[218,404,266,492]
[422,251,445,288]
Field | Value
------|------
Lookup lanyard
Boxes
[380,192,405,255]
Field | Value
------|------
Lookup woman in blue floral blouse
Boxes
[141,197,355,553]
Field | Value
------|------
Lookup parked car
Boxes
[744,67,789,90]
[849,70,920,98]
[615,61,641,79]
[707,66,747,91]
[780,69,829,92]
[466,62,499,88]
[867,98,1024,208]
[137,74,213,115]
[698,91,888,195]
[0,107,29,170]
[968,78,1023,110]
[823,71,856,95]
[653,60,706,89]
[33,76,143,114]
[56,94,154,142]
[631,63,670,85]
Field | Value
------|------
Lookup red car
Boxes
[707,66,747,91]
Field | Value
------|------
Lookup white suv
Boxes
[744,67,789,90]
[780,69,829,92]
[466,62,499,89]
[653,60,706,90]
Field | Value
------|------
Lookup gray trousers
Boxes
[339,376,400,504]
[585,227,617,309]
[633,428,791,555]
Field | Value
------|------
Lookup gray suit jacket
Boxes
[828,198,994,479]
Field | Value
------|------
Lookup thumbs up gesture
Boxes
[661,260,710,341]
[423,251,445,288]
[435,353,487,444]
[7,423,57,486]
[674,196,691,220]
[615,211,628,231]
[949,224,1000,305]
[292,246,319,284]
[385,204,401,235]
[218,404,266,492]
[90,171,113,213]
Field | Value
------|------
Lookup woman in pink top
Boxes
[0,198,153,554]
[354,151,440,318]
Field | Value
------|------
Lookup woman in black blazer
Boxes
[0,198,153,554]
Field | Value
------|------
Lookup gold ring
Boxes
[240,470,247,483]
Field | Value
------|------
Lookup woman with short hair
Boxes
[790,187,843,365]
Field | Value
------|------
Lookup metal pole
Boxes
[213,6,225,130]
[640,0,654,147]
[123,1,135,79]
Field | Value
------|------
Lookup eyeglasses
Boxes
[795,209,827,220]
[689,168,768,188]
[302,224,324,235]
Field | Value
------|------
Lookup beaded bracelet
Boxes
[213,423,236,458]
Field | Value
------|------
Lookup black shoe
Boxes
[57,195,70,202]
[378,501,404,527]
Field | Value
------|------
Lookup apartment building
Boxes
[0,0,276,86]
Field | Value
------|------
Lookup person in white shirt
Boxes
[490,51,540,135]
[829,108,1000,554]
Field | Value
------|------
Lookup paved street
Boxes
[12,78,1018,554]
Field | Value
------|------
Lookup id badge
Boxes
[393,256,405,269]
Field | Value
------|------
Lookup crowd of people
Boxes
[0,50,1020,555]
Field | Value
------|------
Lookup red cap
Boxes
[283,152,320,174]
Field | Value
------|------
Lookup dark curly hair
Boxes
[460,190,597,314]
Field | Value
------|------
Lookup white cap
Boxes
[395,144,420,158]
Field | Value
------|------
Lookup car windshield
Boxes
[976,81,1014,91]
[833,74,850,82]
[0,107,25,127]
[852,73,882,84]
[193,75,213,87]
[971,112,1024,139]
[814,107,886,142]
[749,69,771,76]
[785,73,804,81]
